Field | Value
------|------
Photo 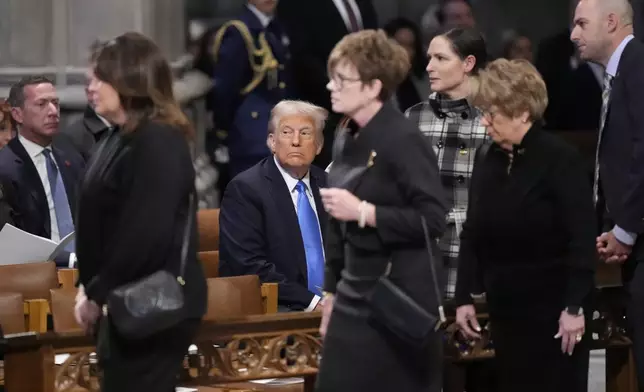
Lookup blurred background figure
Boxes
[502,31,534,63]
[0,99,15,149]
[384,17,430,111]
[211,0,296,180]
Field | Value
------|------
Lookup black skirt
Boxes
[97,317,200,392]
[491,315,590,392]
[315,307,443,392]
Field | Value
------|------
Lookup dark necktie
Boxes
[42,149,75,251]
[295,181,324,296]
[341,0,360,32]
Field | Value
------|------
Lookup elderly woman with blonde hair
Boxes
[454,58,596,391]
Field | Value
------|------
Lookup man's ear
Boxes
[10,107,23,126]
[267,132,276,153]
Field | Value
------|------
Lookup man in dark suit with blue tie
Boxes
[572,0,644,387]
[1,75,85,267]
[219,100,328,311]
[212,0,296,180]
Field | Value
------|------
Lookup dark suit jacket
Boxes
[455,127,596,317]
[0,136,85,266]
[59,105,111,161]
[77,122,207,320]
[219,156,328,310]
[212,7,295,165]
[325,103,448,316]
[599,38,644,263]
[277,0,378,168]
[536,29,602,131]
[277,0,378,111]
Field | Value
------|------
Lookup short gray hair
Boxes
[268,100,328,144]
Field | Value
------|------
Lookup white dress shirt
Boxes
[331,0,363,31]
[247,3,273,28]
[274,156,323,311]
[19,135,76,267]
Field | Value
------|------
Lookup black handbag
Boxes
[367,216,446,347]
[105,193,195,339]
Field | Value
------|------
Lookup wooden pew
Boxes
[2,312,322,392]
[0,262,59,332]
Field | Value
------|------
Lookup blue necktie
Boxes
[42,149,75,252]
[295,181,324,296]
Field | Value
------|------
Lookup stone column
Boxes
[0,0,187,89]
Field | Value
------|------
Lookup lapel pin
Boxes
[367,150,377,167]
[64,160,71,167]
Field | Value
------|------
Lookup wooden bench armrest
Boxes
[260,283,278,314]
[23,299,49,333]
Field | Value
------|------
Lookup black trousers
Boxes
[623,259,644,392]
[98,317,200,392]
[491,315,589,392]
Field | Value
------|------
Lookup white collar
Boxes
[273,155,311,193]
[606,34,634,77]
[95,112,112,129]
[18,134,50,159]
[247,4,273,28]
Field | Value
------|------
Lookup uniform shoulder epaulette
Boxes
[211,20,279,95]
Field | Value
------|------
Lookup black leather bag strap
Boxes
[177,193,195,282]
[420,216,446,324]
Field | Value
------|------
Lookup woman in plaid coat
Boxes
[405,28,489,300]
[405,28,493,392]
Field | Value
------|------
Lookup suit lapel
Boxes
[8,138,50,236]
[264,158,308,277]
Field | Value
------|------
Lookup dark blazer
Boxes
[219,156,328,310]
[77,122,207,321]
[325,103,448,316]
[599,38,644,262]
[455,127,596,317]
[0,136,85,266]
[212,6,295,171]
[535,29,602,131]
[59,105,111,160]
[277,0,378,110]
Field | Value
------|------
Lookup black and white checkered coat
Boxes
[406,92,489,298]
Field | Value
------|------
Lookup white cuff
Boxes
[68,253,77,268]
[305,295,321,312]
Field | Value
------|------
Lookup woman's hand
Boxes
[555,311,585,355]
[320,188,362,222]
[74,290,100,333]
[455,304,481,339]
[319,294,335,339]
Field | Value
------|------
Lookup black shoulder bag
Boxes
[367,216,446,348]
[105,193,195,339]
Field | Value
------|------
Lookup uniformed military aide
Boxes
[212,0,296,178]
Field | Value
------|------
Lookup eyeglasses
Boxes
[328,72,362,89]
[479,108,499,121]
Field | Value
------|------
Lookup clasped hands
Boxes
[596,231,631,264]
[74,285,100,333]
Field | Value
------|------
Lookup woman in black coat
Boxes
[73,32,207,392]
[315,30,448,392]
[454,58,596,392]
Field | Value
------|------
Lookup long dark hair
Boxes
[93,32,194,139]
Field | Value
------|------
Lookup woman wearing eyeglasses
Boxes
[454,58,596,392]
[315,30,448,392]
